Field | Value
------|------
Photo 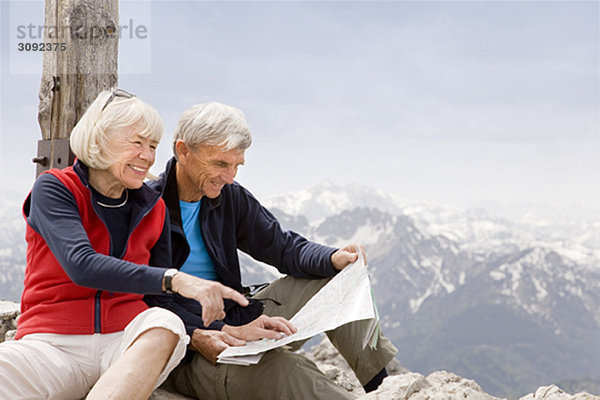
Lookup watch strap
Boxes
[163,268,178,293]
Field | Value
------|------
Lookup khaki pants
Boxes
[163,275,398,400]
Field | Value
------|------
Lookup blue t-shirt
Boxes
[179,199,218,281]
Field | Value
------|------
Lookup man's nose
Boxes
[222,167,237,184]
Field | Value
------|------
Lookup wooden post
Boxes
[34,0,119,175]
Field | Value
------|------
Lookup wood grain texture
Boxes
[38,0,119,148]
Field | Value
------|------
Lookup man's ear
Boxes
[176,140,190,164]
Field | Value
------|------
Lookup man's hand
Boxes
[331,243,367,271]
[190,329,246,365]
[171,272,249,326]
[222,315,297,342]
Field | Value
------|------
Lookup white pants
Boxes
[0,307,189,400]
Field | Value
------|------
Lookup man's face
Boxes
[178,143,245,200]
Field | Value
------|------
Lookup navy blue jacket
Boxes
[145,157,338,336]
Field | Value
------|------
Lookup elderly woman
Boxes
[0,89,248,400]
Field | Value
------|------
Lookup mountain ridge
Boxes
[256,184,599,398]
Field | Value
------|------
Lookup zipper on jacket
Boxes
[95,290,102,333]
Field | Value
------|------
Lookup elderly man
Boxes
[146,102,397,400]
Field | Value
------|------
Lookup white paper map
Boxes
[218,248,377,365]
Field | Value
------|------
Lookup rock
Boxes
[360,371,503,400]
[425,371,502,400]
[361,372,432,400]
[0,300,19,343]
[0,301,19,319]
[4,330,16,341]
[519,385,599,400]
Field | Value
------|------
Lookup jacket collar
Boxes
[73,159,161,212]
[73,158,90,184]
[162,157,184,229]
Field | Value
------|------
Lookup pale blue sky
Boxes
[1,1,598,218]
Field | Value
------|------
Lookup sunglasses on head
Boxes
[101,88,136,111]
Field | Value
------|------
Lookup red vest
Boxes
[16,166,166,339]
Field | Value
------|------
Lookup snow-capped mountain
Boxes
[402,205,600,267]
[244,184,600,398]
[390,242,600,399]
[264,182,599,266]
[263,181,405,223]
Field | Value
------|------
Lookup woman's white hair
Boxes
[70,89,163,171]
[172,102,252,159]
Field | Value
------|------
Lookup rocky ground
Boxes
[1,301,597,400]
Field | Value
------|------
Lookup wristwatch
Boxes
[162,268,179,294]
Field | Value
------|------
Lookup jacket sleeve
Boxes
[26,173,165,294]
[233,186,339,279]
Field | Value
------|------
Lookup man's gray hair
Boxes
[172,102,252,158]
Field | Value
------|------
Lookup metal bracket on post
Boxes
[32,138,75,177]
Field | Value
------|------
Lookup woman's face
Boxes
[104,125,158,191]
